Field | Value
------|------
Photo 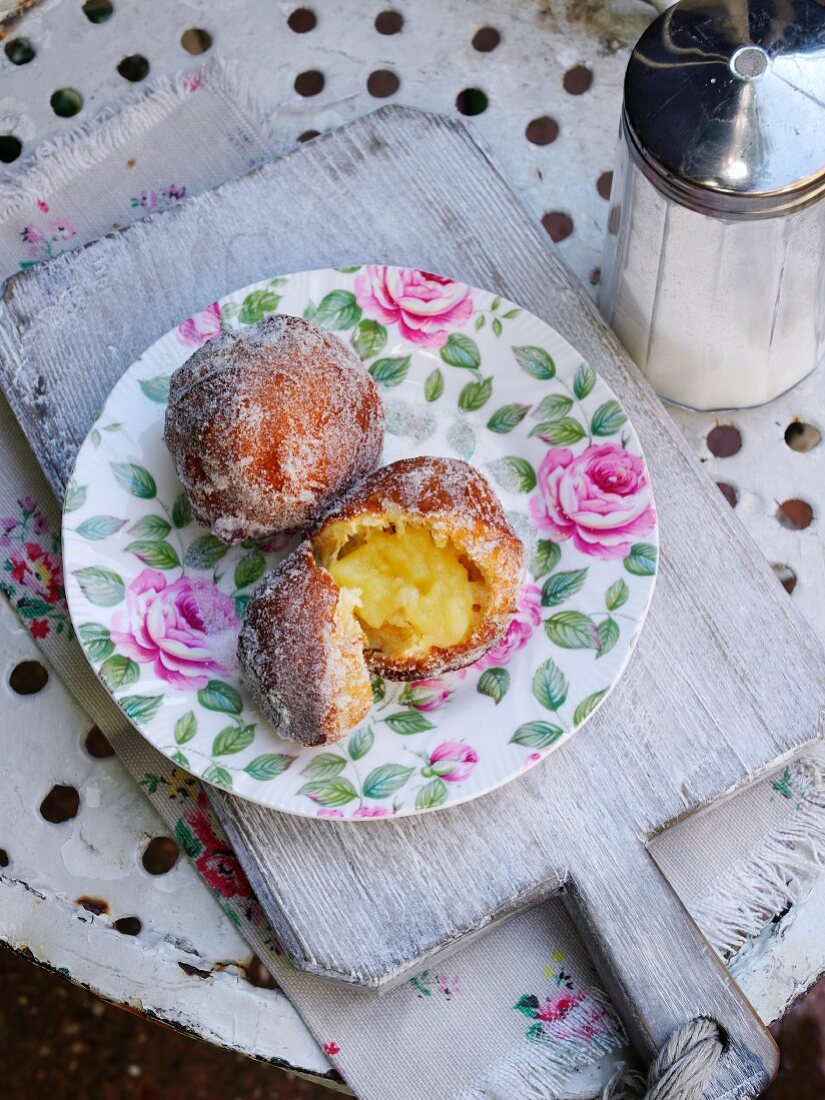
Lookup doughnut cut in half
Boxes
[164,314,385,544]
[239,458,524,745]
[237,542,372,747]
[313,457,524,680]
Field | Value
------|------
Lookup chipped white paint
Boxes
[0,596,332,1082]
[0,0,823,1091]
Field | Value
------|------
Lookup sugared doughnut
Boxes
[313,456,524,680]
[164,314,385,544]
[237,542,372,746]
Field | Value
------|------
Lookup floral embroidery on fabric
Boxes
[410,968,461,1001]
[20,215,77,269]
[130,184,188,214]
[174,791,253,899]
[514,952,611,1044]
[0,498,72,640]
[323,1041,341,1056]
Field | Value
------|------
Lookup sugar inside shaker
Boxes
[599,0,825,411]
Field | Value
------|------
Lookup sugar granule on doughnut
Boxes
[237,542,372,746]
[312,456,524,680]
[164,314,385,544]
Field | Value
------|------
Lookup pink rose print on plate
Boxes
[530,443,656,560]
[110,569,239,690]
[474,584,541,671]
[401,678,454,712]
[355,266,473,348]
[424,742,478,783]
[176,301,222,348]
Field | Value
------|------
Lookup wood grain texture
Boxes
[1,107,822,1095]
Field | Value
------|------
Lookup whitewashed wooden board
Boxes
[1,107,823,1097]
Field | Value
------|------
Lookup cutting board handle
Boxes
[565,830,778,1097]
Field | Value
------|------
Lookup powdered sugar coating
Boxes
[314,456,525,679]
[237,542,372,746]
[164,315,385,543]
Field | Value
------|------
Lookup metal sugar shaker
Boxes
[599,0,825,411]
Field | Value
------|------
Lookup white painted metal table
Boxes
[0,0,822,1091]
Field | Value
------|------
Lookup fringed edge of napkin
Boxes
[457,989,627,1100]
[693,756,825,960]
[0,55,273,217]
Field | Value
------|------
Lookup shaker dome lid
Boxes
[624,0,825,215]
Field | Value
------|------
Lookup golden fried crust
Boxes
[237,542,372,746]
[313,457,524,679]
[164,314,385,544]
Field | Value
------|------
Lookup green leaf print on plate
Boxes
[510,721,564,749]
[440,333,481,369]
[591,400,628,437]
[244,753,296,780]
[75,516,127,541]
[573,364,596,400]
[572,690,608,725]
[486,404,530,434]
[532,658,568,712]
[184,535,228,570]
[477,668,510,704]
[171,492,192,528]
[111,462,157,499]
[301,753,348,780]
[78,622,114,661]
[624,543,658,577]
[74,566,125,607]
[127,514,172,540]
[605,579,630,611]
[544,612,600,651]
[369,356,410,387]
[298,778,359,807]
[125,539,180,569]
[197,680,243,715]
[351,318,388,359]
[348,727,374,760]
[174,711,197,745]
[239,289,281,325]
[212,724,255,756]
[424,368,444,402]
[383,712,435,735]
[541,569,589,607]
[415,778,448,810]
[458,376,493,411]
[363,764,414,799]
[139,376,171,404]
[513,345,555,380]
[530,539,561,578]
[311,289,362,330]
[100,654,140,689]
[120,695,163,723]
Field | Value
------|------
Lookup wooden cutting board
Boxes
[2,107,823,1097]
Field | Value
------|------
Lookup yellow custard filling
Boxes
[322,522,487,659]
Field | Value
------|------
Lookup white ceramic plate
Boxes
[63,266,658,819]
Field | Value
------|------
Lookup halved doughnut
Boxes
[237,542,372,746]
[312,457,524,679]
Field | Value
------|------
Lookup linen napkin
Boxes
[1,62,823,1100]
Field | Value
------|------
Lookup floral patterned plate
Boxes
[62,266,658,820]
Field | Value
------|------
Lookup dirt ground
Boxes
[0,942,821,1098]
